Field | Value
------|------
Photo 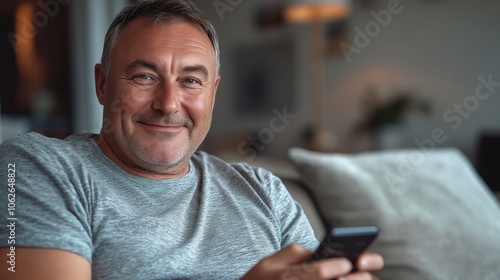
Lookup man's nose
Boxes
[152,80,179,114]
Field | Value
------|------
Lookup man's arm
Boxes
[0,247,91,280]
[0,135,94,279]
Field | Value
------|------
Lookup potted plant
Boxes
[355,87,431,150]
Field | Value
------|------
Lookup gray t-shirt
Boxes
[0,133,318,279]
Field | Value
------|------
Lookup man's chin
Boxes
[133,146,189,168]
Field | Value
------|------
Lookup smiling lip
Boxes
[139,122,184,132]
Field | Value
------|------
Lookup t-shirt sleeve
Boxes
[254,167,319,250]
[0,135,93,262]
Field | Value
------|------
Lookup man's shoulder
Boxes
[0,132,91,158]
[2,132,60,151]
[192,150,262,173]
[191,150,278,185]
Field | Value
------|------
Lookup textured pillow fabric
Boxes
[289,147,500,280]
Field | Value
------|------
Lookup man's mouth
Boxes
[138,121,185,132]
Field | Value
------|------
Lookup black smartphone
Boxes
[306,225,379,268]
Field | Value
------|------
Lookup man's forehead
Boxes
[113,18,217,72]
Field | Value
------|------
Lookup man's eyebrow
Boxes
[181,65,209,79]
[126,60,210,79]
[126,60,159,73]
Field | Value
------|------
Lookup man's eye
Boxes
[184,78,200,85]
[132,74,157,85]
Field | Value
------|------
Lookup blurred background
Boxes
[1,0,500,188]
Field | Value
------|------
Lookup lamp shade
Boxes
[284,0,351,22]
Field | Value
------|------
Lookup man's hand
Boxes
[241,243,383,280]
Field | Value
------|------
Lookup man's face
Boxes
[94,18,220,178]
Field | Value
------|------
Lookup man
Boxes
[0,0,383,279]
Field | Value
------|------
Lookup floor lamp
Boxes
[284,0,351,151]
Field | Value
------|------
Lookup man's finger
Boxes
[285,258,353,279]
[355,253,384,271]
[341,271,380,280]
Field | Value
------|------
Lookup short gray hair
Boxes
[101,0,220,76]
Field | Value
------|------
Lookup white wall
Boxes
[197,0,500,160]
[324,0,500,159]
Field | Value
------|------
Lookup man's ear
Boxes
[94,64,107,105]
[211,74,221,109]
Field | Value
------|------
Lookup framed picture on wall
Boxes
[233,39,295,116]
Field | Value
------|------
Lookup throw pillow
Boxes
[289,147,500,280]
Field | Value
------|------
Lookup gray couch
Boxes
[241,148,500,280]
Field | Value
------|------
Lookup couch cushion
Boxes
[289,147,500,280]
